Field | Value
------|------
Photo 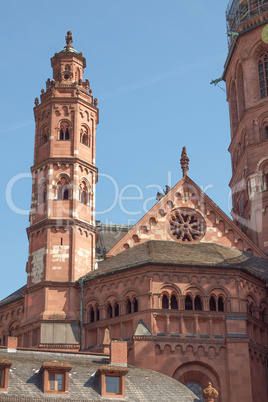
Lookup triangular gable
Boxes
[106,175,267,259]
[134,319,152,336]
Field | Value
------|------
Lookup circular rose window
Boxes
[168,208,206,243]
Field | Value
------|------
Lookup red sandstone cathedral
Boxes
[1,2,268,401]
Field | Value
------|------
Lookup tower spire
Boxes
[180,146,189,177]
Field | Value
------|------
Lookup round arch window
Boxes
[168,208,206,243]
[185,381,204,401]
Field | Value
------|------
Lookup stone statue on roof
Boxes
[65,30,73,50]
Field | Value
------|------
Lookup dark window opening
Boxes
[89,307,94,323]
[185,295,193,311]
[133,297,138,312]
[63,186,69,200]
[126,299,131,314]
[171,294,178,309]
[57,186,63,200]
[194,295,202,311]
[0,370,3,388]
[162,294,169,309]
[114,303,119,317]
[96,306,100,321]
[209,296,217,312]
[247,303,253,316]
[107,303,112,319]
[59,127,70,140]
[218,297,224,312]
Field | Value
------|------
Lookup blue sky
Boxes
[0,1,231,300]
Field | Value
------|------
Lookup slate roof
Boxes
[0,285,26,307]
[84,240,268,283]
[95,222,132,259]
[0,348,199,401]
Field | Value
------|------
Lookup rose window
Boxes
[168,208,206,243]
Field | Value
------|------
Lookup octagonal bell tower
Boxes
[23,32,99,345]
[224,0,268,254]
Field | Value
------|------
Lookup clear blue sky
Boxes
[0,1,231,300]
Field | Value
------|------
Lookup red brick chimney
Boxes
[110,340,127,367]
[7,337,18,352]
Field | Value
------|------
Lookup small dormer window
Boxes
[48,372,64,391]
[96,365,128,398]
[64,74,70,80]
[105,375,121,395]
[0,359,12,391]
[40,361,72,394]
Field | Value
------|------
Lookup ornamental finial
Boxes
[203,382,219,402]
[180,146,189,177]
[65,30,73,50]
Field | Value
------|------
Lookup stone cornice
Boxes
[31,156,98,174]
[132,335,226,346]
[27,218,97,236]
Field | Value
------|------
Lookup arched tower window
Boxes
[133,297,138,312]
[80,126,90,147]
[96,306,100,321]
[59,121,70,140]
[57,176,70,200]
[79,181,89,204]
[126,299,131,314]
[258,52,268,99]
[218,296,224,312]
[230,81,239,135]
[38,181,47,204]
[89,307,94,323]
[194,295,203,311]
[185,295,193,311]
[40,125,49,146]
[209,296,217,312]
[171,294,178,309]
[237,63,245,119]
[114,302,119,317]
[162,294,169,309]
[107,303,112,319]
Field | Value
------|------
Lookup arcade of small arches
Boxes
[86,297,139,324]
[39,120,92,145]
[160,293,225,312]
[37,176,91,205]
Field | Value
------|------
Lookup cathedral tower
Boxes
[224,0,268,253]
[23,32,99,343]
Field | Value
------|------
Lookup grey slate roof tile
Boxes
[0,349,199,401]
[84,240,268,283]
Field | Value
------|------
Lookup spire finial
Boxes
[180,146,189,177]
[65,30,73,50]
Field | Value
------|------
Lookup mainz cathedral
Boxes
[1,2,268,401]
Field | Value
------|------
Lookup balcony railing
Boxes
[226,0,268,47]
